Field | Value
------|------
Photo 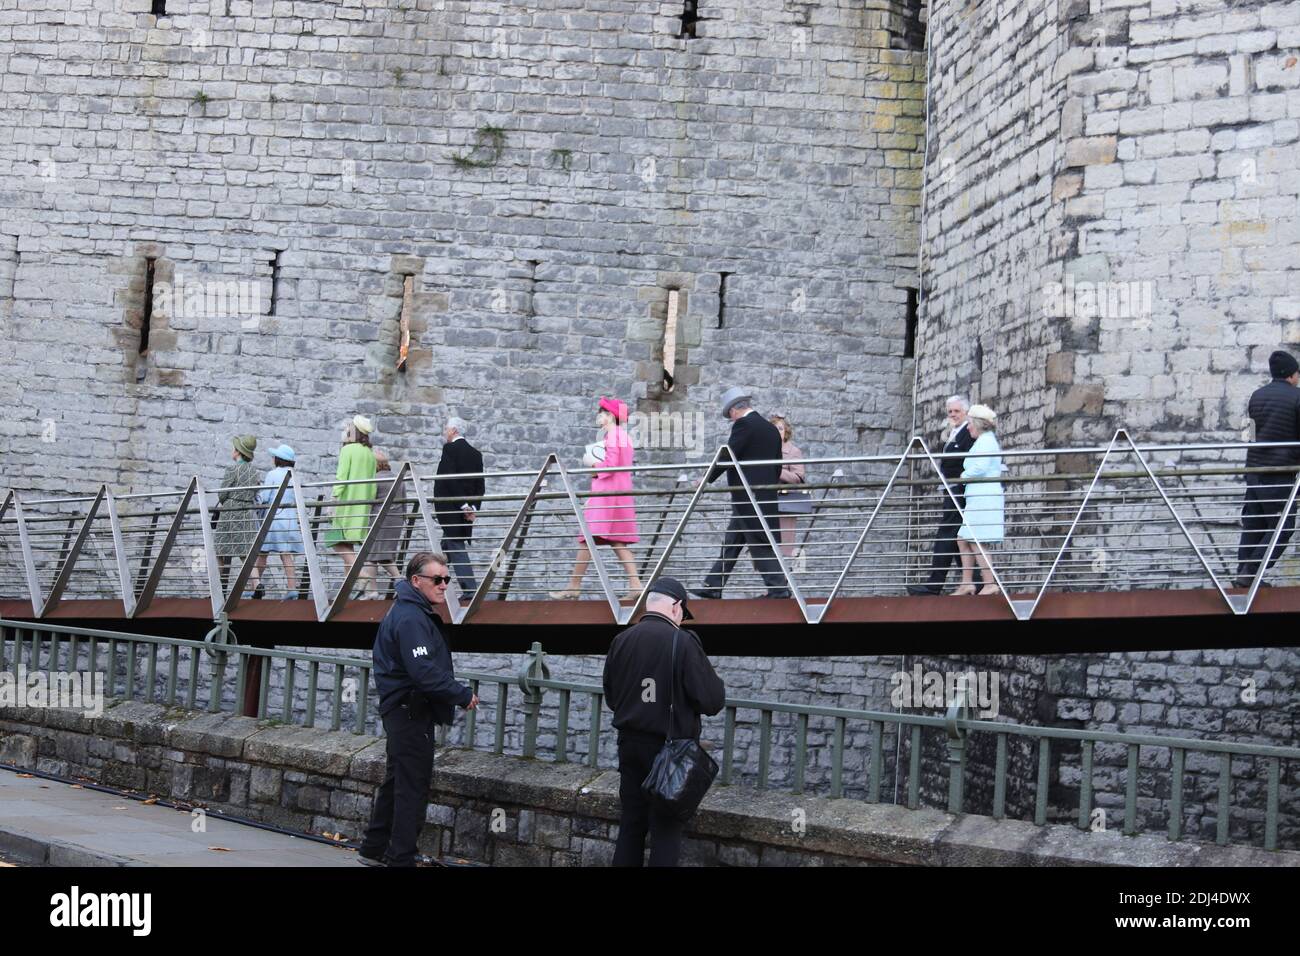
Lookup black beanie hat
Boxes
[1270,350,1299,379]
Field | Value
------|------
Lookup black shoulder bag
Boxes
[640,629,719,822]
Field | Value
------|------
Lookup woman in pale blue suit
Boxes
[954,405,1004,596]
[255,444,303,598]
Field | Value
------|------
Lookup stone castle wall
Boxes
[917,0,1300,448]
[0,0,924,498]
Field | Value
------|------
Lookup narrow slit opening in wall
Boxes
[975,341,984,373]
[397,274,413,373]
[904,288,918,358]
[151,0,167,17]
[679,0,699,39]
[269,249,281,317]
[140,258,156,355]
[526,260,539,329]
[717,271,731,328]
[662,289,680,393]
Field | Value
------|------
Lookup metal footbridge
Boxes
[3,431,1300,654]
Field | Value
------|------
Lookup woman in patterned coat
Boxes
[215,434,263,596]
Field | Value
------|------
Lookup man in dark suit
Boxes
[692,387,792,599]
[909,395,983,595]
[433,416,485,596]
[1235,350,1300,588]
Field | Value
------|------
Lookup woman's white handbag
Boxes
[583,441,607,468]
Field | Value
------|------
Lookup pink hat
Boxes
[598,396,628,423]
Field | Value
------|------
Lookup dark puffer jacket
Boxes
[373,580,472,723]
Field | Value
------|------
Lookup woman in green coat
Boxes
[325,415,378,598]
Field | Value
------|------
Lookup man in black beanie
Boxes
[1235,349,1300,588]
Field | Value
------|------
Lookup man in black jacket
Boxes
[603,578,725,866]
[692,387,792,599]
[909,395,983,594]
[359,551,478,866]
[1235,350,1300,588]
[434,417,485,596]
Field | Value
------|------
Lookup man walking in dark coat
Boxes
[909,395,983,594]
[603,578,725,866]
[434,416,485,596]
[359,551,477,866]
[1234,350,1300,588]
[692,387,792,599]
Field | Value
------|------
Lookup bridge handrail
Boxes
[6,431,1300,625]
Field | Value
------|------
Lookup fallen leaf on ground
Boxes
[208,846,232,852]
[16,773,33,778]
[69,784,83,789]
[142,798,158,805]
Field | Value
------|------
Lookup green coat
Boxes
[324,443,377,546]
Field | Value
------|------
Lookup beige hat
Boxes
[968,404,997,428]
[352,414,374,435]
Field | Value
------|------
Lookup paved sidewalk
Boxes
[0,768,360,867]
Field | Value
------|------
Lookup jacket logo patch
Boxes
[412,646,428,658]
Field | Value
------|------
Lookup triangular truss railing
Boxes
[40,484,106,616]
[622,445,734,626]
[223,469,292,615]
[1,434,1294,624]
[453,455,559,626]
[1012,429,1240,620]
[815,436,1016,623]
[0,490,45,616]
[325,462,421,622]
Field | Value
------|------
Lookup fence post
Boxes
[517,641,550,759]
[945,681,971,814]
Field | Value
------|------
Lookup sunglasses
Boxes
[415,574,452,586]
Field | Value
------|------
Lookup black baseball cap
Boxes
[646,577,694,620]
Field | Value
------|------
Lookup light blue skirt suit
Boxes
[957,430,1004,544]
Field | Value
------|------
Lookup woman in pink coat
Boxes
[552,397,643,600]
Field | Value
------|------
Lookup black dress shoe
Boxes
[766,589,792,599]
[689,588,722,601]
[907,584,941,596]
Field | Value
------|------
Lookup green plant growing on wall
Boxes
[191,90,211,114]
[451,125,507,170]
[549,148,573,171]
[392,66,405,84]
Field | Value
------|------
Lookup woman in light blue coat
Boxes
[255,444,303,598]
[954,405,1004,596]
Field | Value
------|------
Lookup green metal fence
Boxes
[0,619,1295,851]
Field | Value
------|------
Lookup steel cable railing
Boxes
[3,431,1300,623]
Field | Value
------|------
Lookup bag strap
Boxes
[666,629,678,742]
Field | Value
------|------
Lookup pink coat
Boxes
[582,426,639,543]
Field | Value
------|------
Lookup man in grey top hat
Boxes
[691,387,792,600]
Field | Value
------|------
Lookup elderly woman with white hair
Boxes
[954,404,1005,596]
